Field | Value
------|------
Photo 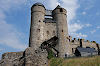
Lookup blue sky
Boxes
[0,0,100,58]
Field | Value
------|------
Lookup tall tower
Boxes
[29,3,45,50]
[52,5,70,58]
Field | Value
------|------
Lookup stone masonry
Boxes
[0,3,100,66]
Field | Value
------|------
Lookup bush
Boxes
[47,49,55,59]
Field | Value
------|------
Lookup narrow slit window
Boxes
[47,31,49,35]
[62,30,63,32]
[53,30,55,34]
[72,48,74,53]
[69,39,70,42]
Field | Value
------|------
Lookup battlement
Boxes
[68,36,97,44]
[2,51,23,60]
[0,3,100,66]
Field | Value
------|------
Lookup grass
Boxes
[49,56,100,66]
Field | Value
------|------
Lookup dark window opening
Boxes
[69,39,70,42]
[37,29,40,32]
[35,50,37,53]
[65,54,67,58]
[60,8,63,12]
[72,48,74,53]
[62,30,63,32]
[42,49,44,51]
[53,30,55,34]
[47,31,49,35]
[80,39,82,47]
[39,20,41,22]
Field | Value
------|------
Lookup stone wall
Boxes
[24,47,48,66]
[82,41,98,50]
[0,51,24,66]
[52,5,69,58]
[44,22,57,41]
[0,47,48,66]
[69,36,100,55]
[29,4,46,50]
[2,51,23,60]
[0,3,100,66]
[69,39,80,55]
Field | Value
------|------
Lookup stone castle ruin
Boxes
[0,3,100,66]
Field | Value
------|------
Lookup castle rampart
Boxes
[0,3,100,66]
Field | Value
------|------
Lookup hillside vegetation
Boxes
[49,56,100,66]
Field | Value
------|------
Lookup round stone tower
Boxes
[52,5,70,58]
[29,3,45,50]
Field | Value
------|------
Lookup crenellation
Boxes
[74,38,76,40]
[2,51,23,60]
[0,3,100,66]
[78,38,80,41]
[86,40,90,42]
[68,36,72,42]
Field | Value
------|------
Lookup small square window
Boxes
[60,8,63,12]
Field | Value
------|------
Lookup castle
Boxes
[0,3,100,66]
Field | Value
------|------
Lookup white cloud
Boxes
[96,12,100,16]
[77,20,80,23]
[70,32,87,38]
[83,0,94,10]
[68,23,87,38]
[0,49,3,52]
[0,21,27,50]
[56,2,61,5]
[85,24,92,27]
[85,5,94,10]
[82,11,86,15]
[90,30,96,34]
[0,0,26,11]
[97,26,100,29]
[0,10,6,20]
[61,0,80,23]
[0,0,27,50]
[0,48,4,52]
[68,23,83,33]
